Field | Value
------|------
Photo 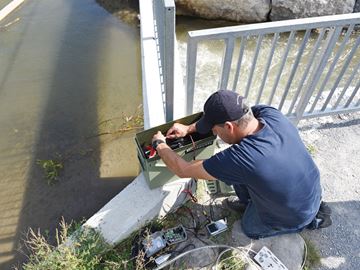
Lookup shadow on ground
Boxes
[301,200,360,270]
[299,116,360,132]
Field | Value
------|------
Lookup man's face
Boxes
[212,124,233,144]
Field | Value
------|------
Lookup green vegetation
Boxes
[18,218,112,270]
[18,217,176,270]
[18,218,135,270]
[306,144,317,156]
[216,249,246,270]
[36,105,144,185]
[36,159,63,185]
[95,104,144,138]
[22,193,305,270]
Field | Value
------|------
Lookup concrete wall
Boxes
[84,0,189,245]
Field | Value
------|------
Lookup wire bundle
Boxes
[154,244,262,270]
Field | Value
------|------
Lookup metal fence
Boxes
[153,0,175,122]
[186,13,360,125]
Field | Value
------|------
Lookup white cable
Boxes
[215,246,261,270]
[154,236,308,270]
[300,234,308,270]
[154,244,260,270]
[215,248,246,270]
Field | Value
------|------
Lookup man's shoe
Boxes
[316,211,332,229]
[319,201,332,215]
[225,196,247,212]
[307,210,332,230]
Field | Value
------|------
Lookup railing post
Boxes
[163,0,175,122]
[294,27,342,125]
[219,37,235,90]
[153,0,175,122]
[186,37,198,115]
[140,0,166,129]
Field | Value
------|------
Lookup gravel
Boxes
[298,112,360,270]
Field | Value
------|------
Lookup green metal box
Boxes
[135,112,216,189]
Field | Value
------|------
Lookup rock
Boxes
[231,220,305,270]
[354,0,360,12]
[270,0,356,21]
[175,0,270,23]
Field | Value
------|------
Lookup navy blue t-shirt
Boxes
[203,105,321,229]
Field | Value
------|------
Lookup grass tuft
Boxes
[17,218,130,270]
[217,249,247,270]
[306,144,317,156]
[36,159,63,185]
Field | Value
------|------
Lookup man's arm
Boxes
[156,143,216,180]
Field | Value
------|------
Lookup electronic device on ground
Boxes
[206,219,228,236]
[154,253,171,266]
[141,225,187,258]
[254,246,288,270]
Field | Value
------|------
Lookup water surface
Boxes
[176,17,360,113]
[0,0,141,267]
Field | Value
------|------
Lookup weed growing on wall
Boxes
[36,159,63,185]
[36,105,144,185]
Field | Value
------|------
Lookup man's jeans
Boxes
[233,184,304,239]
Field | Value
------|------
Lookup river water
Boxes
[176,17,360,114]
[0,0,141,268]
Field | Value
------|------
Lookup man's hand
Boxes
[152,128,216,181]
[152,131,166,144]
[166,123,190,139]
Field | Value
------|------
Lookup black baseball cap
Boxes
[196,90,249,134]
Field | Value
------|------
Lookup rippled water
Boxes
[0,0,141,267]
[176,17,360,114]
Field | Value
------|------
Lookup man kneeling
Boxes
[151,90,332,239]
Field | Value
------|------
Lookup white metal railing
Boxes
[186,13,360,125]
[140,0,175,128]
[153,0,175,122]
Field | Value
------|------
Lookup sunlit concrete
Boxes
[0,0,24,21]
[85,174,193,245]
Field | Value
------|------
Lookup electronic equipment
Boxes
[154,253,171,266]
[135,112,216,189]
[254,246,288,270]
[142,231,166,258]
[164,224,187,245]
[142,225,187,258]
[206,219,228,236]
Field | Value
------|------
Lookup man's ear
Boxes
[224,121,234,132]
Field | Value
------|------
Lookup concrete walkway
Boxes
[299,112,360,270]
